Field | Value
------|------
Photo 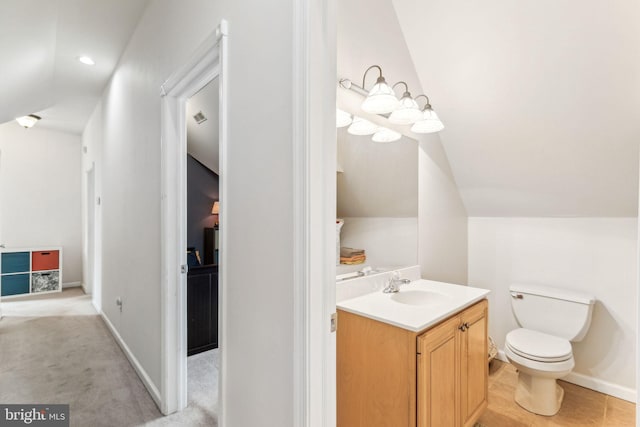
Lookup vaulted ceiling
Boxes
[187,78,220,175]
[339,0,639,217]
[0,0,149,134]
[2,0,638,217]
[392,0,640,216]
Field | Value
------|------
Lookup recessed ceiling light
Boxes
[78,56,95,66]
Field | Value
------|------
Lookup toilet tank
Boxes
[510,283,596,342]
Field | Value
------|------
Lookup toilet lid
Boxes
[506,328,572,362]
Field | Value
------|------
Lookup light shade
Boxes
[211,201,220,215]
[15,114,41,129]
[347,116,378,136]
[372,127,401,143]
[411,108,445,133]
[336,108,352,128]
[388,93,422,125]
[361,77,399,114]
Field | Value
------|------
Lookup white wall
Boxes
[419,137,469,284]
[0,121,82,284]
[81,0,335,425]
[339,217,418,270]
[336,125,418,219]
[469,217,637,399]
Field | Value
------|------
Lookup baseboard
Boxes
[564,371,636,403]
[62,281,82,289]
[92,298,100,313]
[495,348,636,403]
[99,312,162,409]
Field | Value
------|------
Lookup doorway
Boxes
[85,165,95,296]
[159,25,227,416]
[183,77,220,422]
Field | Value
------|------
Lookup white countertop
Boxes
[337,279,490,333]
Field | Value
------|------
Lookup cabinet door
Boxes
[417,314,461,427]
[187,267,219,356]
[460,300,488,427]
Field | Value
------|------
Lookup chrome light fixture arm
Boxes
[338,78,369,98]
[415,94,432,111]
[392,81,411,97]
[362,65,384,89]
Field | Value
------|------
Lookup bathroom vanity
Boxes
[337,269,489,427]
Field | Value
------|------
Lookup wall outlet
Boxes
[116,297,123,312]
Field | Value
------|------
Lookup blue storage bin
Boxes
[1,274,30,296]
[1,252,30,274]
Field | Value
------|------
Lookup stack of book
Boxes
[340,247,366,265]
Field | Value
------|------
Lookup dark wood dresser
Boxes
[187,264,218,356]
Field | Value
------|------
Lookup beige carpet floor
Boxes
[0,288,218,426]
[1,287,97,317]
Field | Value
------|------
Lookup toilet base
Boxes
[514,371,565,416]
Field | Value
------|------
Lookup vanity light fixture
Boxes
[347,116,378,136]
[372,127,401,143]
[339,65,445,135]
[411,95,444,134]
[388,81,422,125]
[359,65,399,114]
[336,108,352,128]
[15,114,41,129]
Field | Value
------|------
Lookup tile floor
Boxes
[477,360,635,427]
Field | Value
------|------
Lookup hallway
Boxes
[0,289,218,426]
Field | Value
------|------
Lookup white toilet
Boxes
[505,283,595,416]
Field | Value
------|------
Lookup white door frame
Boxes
[159,21,227,415]
[85,164,96,296]
[159,10,336,425]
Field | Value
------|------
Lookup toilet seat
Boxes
[506,328,572,362]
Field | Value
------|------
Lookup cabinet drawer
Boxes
[32,250,60,271]
[31,271,60,293]
[1,252,30,274]
[1,274,30,296]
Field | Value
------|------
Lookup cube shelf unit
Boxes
[0,247,63,298]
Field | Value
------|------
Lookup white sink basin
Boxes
[390,290,450,306]
[337,279,490,332]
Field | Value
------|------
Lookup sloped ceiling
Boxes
[392,0,640,216]
[186,78,219,175]
[0,0,149,134]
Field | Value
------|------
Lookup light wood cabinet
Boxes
[417,314,461,427]
[460,301,489,427]
[417,299,488,427]
[338,299,488,427]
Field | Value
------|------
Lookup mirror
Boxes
[186,78,220,265]
[336,126,418,276]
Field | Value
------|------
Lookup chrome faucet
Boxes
[383,271,411,293]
